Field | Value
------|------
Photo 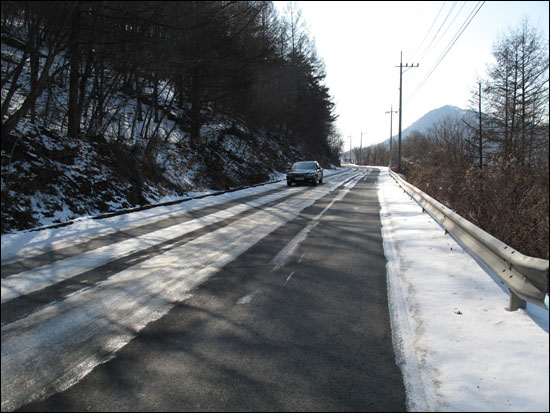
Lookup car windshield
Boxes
[291,162,317,171]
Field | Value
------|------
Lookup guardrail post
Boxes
[509,290,527,311]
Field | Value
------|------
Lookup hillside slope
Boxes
[1,119,311,233]
[388,105,472,144]
[1,2,341,234]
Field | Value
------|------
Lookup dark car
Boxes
[286,161,323,186]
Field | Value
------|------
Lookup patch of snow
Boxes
[377,166,549,412]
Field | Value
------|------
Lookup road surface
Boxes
[2,167,406,411]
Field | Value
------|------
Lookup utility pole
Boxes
[396,51,418,171]
[385,105,398,168]
[348,135,352,163]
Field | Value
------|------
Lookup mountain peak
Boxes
[383,105,469,145]
[404,105,466,135]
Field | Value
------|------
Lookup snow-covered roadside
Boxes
[1,168,362,412]
[377,166,549,412]
[0,168,346,263]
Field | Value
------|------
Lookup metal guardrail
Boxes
[389,169,549,311]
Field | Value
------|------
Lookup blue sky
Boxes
[274,1,549,149]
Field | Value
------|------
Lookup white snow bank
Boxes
[378,166,548,412]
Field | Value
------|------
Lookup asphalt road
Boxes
[17,169,407,412]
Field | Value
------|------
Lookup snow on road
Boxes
[1,168,364,411]
[377,166,549,412]
[1,166,548,412]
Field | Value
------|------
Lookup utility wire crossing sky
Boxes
[274,1,549,150]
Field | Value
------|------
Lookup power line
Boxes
[416,1,464,64]
[416,2,457,62]
[407,1,424,42]
[406,1,485,104]
[411,1,447,62]
[406,1,484,103]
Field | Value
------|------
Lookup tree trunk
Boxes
[67,5,81,139]
[190,67,202,145]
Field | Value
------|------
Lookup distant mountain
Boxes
[341,105,472,162]
[386,105,472,145]
[407,105,465,136]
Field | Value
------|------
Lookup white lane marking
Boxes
[1,170,366,412]
[1,170,352,265]
[283,271,295,286]
[2,171,360,303]
[270,171,368,272]
[1,185,311,303]
[236,294,253,305]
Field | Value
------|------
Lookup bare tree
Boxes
[484,19,549,164]
[1,2,74,139]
